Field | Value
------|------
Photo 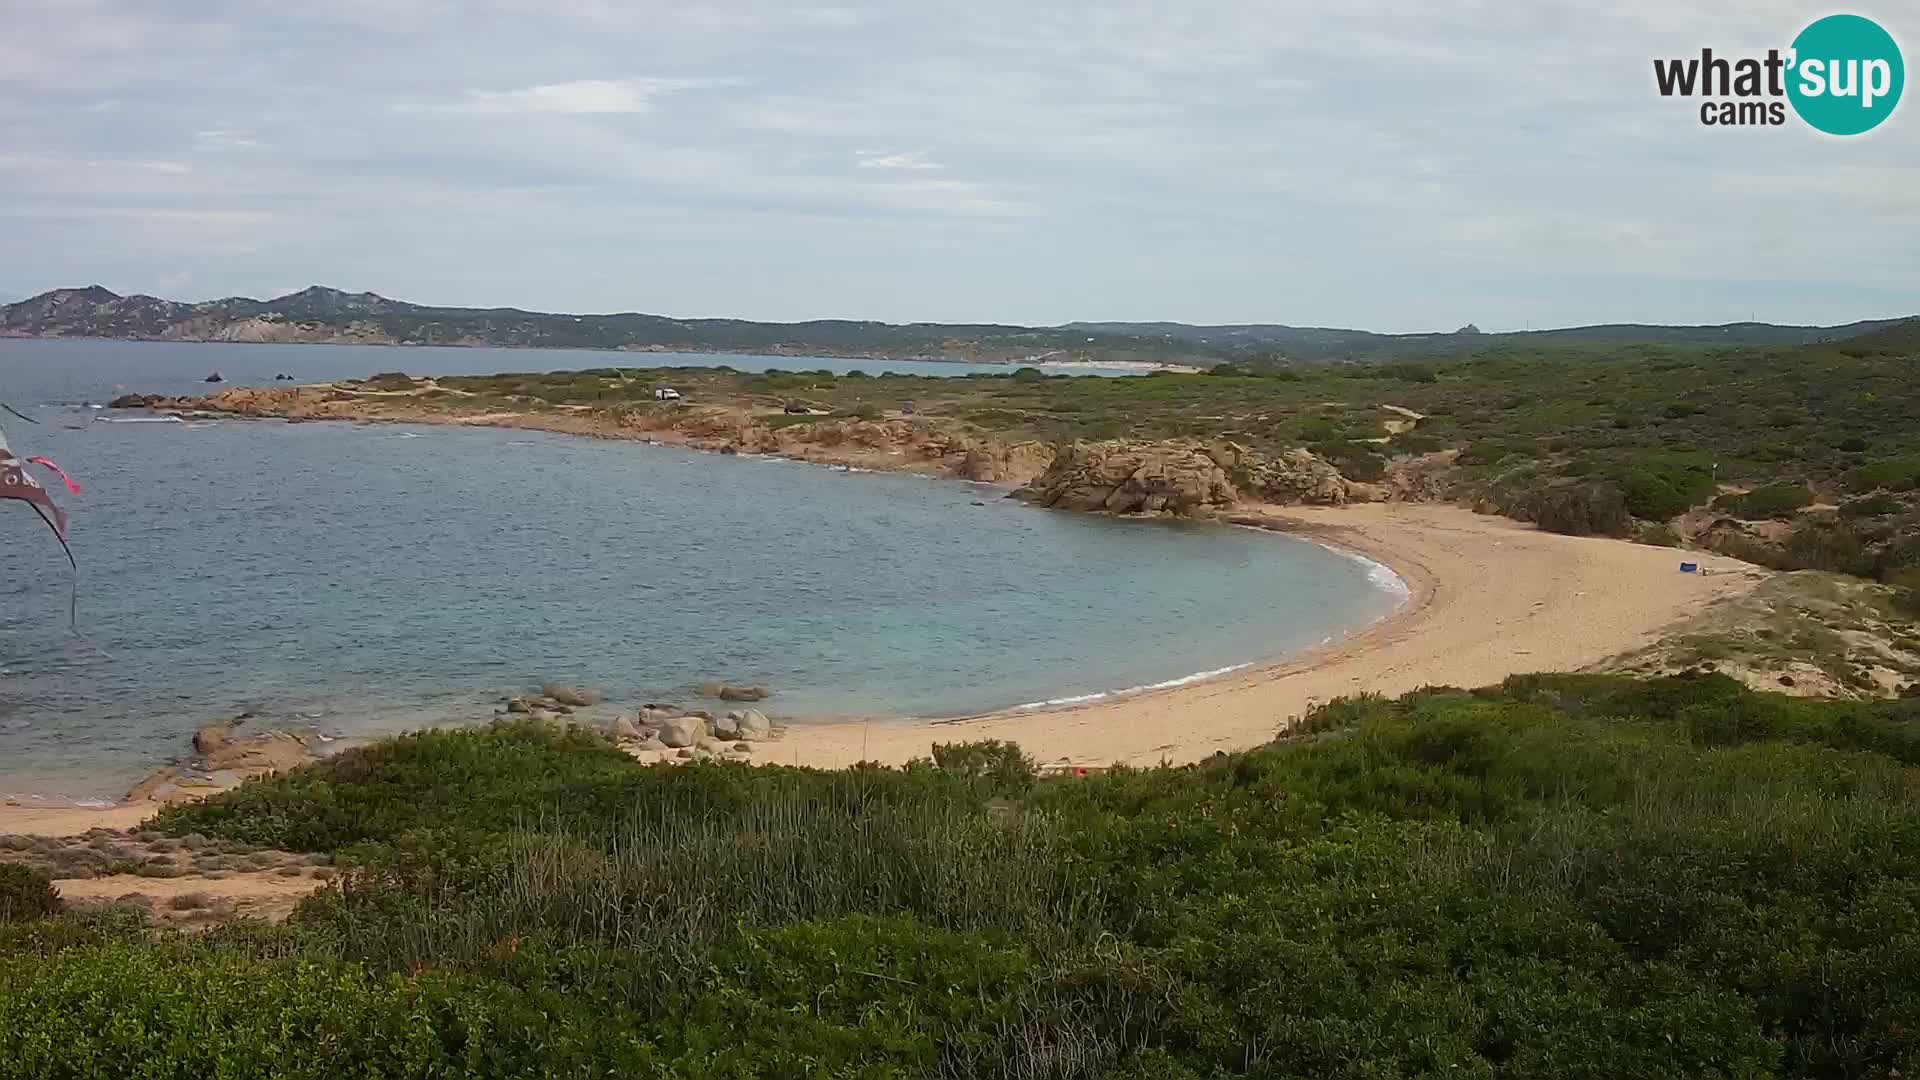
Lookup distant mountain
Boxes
[4,284,1911,365]
[1065,317,1915,361]
[0,286,1209,365]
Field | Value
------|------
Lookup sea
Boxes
[0,339,1405,802]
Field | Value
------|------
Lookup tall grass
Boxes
[302,788,1106,977]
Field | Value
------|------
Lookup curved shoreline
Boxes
[761,501,1761,770]
[1,428,1762,830]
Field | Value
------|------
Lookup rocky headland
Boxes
[109,384,1418,517]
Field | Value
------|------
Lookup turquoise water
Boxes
[0,341,1402,802]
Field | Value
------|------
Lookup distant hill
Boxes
[4,284,1910,365]
[1834,316,1920,354]
[1066,317,1914,361]
[0,286,1210,365]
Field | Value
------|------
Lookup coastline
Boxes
[761,502,1762,770]
[2,398,1764,831]
[4,332,1199,373]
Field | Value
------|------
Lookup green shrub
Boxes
[1611,461,1714,521]
[1713,483,1813,519]
[1500,480,1632,536]
[1849,457,1920,493]
[0,865,60,923]
[918,739,1039,794]
[1841,493,1904,517]
[1636,522,1682,547]
[10,677,1916,1078]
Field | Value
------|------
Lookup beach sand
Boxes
[767,502,1763,770]
[0,501,1762,834]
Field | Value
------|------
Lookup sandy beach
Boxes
[0,499,1761,836]
[766,501,1761,770]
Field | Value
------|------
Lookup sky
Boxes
[1,0,1915,332]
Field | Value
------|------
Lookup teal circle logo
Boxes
[1787,14,1904,135]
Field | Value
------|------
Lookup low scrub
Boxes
[4,678,1920,1076]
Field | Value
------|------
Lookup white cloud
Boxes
[193,128,262,151]
[427,78,724,116]
[856,150,941,171]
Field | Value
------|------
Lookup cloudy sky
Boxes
[2,0,1914,331]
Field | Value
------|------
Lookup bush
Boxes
[1611,461,1715,521]
[1519,480,1632,536]
[0,865,60,922]
[1849,457,1920,493]
[12,678,1919,1078]
[918,739,1039,794]
[1841,493,1904,517]
[1636,522,1682,547]
[1713,483,1813,519]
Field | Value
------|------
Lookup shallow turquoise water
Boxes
[0,341,1402,801]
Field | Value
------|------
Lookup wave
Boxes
[93,416,184,424]
[1010,661,1255,711]
[1228,521,1411,603]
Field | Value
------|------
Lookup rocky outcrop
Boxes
[1241,448,1379,506]
[1014,440,1391,515]
[540,683,603,707]
[126,718,321,804]
[956,439,1056,484]
[1013,440,1238,515]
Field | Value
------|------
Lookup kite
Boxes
[0,406,78,624]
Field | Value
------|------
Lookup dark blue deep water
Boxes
[0,339,1402,801]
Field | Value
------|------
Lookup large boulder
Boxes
[1014,440,1238,516]
[717,684,770,702]
[611,715,643,741]
[659,715,706,749]
[541,683,604,707]
[731,709,773,741]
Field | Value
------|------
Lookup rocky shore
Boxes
[502,682,783,765]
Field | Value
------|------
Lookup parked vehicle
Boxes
[653,387,682,401]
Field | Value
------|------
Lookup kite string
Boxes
[25,500,77,632]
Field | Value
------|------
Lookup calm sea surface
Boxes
[0,339,1402,802]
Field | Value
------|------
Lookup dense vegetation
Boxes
[428,322,1920,584]
[5,675,1920,1077]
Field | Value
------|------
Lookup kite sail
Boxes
[0,408,78,624]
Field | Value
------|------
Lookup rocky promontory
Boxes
[110,384,1412,519]
[1013,439,1383,515]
